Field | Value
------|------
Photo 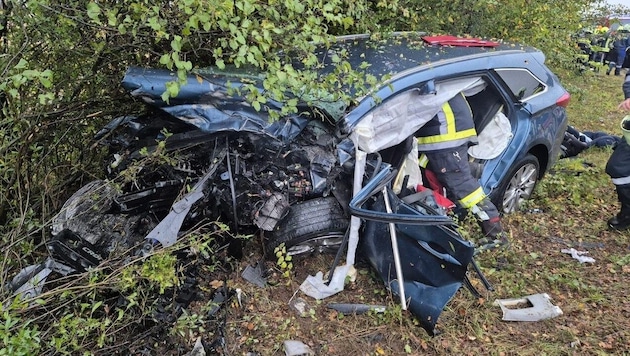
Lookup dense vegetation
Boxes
[1,0,628,354]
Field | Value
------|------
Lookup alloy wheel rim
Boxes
[502,163,538,213]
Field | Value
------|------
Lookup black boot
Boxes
[608,214,630,230]
[609,185,630,230]
[477,217,509,253]
[481,216,503,237]
[615,67,621,76]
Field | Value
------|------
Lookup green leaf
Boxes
[148,16,162,31]
[14,58,28,70]
[39,70,53,88]
[106,9,118,26]
[277,71,287,82]
[236,33,246,45]
[38,93,54,104]
[171,35,183,52]
[87,2,101,21]
[159,54,171,65]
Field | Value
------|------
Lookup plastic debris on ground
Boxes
[493,293,563,322]
[241,262,267,288]
[289,297,311,317]
[561,248,596,263]
[184,337,206,356]
[299,264,357,299]
[327,303,386,315]
[283,340,314,356]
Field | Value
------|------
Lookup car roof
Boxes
[124,33,546,125]
[310,32,543,82]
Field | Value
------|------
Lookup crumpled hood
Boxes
[121,66,347,143]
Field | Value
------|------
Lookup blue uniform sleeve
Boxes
[624,73,630,99]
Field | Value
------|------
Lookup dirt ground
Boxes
[165,186,630,356]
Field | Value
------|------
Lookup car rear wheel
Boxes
[266,197,349,257]
[492,154,540,214]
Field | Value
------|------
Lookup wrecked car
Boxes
[8,33,570,335]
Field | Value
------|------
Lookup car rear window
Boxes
[494,68,546,101]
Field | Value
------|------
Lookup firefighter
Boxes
[415,92,509,250]
[608,79,630,229]
[591,26,611,64]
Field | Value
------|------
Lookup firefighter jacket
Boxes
[623,72,630,99]
[606,139,630,185]
[416,92,477,152]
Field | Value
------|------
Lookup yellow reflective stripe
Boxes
[418,154,429,168]
[459,186,486,208]
[416,128,477,144]
[443,101,455,135]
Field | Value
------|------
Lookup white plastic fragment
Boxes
[561,248,596,264]
[289,297,310,317]
[283,340,314,356]
[184,337,206,356]
[299,150,366,300]
[299,265,351,300]
[493,293,563,322]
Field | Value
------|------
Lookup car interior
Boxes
[372,76,513,184]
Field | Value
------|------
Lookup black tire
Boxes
[265,197,349,257]
[491,154,540,214]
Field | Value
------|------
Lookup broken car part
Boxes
[301,149,368,300]
[382,185,407,310]
[327,303,386,315]
[6,257,74,302]
[493,293,563,322]
[349,166,478,335]
[241,262,267,288]
[144,149,226,248]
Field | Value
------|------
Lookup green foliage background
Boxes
[0,0,624,353]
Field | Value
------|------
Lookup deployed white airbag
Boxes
[350,77,485,153]
[468,111,513,160]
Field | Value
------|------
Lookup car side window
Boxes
[494,68,546,101]
[466,85,505,131]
